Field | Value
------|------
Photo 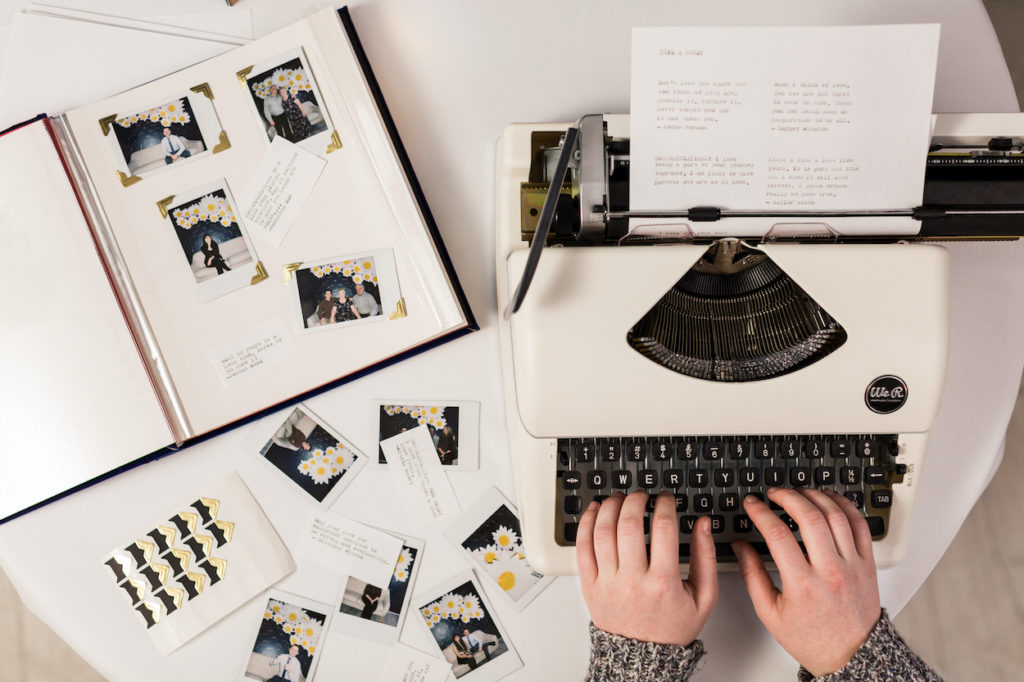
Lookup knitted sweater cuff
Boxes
[797,609,944,682]
[587,623,705,682]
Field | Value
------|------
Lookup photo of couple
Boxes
[245,49,333,149]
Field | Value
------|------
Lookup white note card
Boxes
[241,136,326,246]
[296,511,403,588]
[380,644,451,682]
[630,25,939,223]
[380,425,460,528]
[206,317,297,385]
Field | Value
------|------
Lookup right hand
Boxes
[733,488,881,677]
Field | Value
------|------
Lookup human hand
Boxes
[733,488,881,677]
[576,491,718,647]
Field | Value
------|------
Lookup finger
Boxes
[798,487,858,560]
[825,489,876,562]
[592,493,624,572]
[648,493,681,575]
[685,516,720,616]
[733,540,781,623]
[616,491,650,574]
[744,494,808,576]
[766,487,838,565]
[575,500,600,584]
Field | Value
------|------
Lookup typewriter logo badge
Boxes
[865,375,908,414]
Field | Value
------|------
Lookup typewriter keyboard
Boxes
[556,434,906,562]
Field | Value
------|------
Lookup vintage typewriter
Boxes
[496,113,1024,575]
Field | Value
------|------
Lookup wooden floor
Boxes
[2,2,1023,679]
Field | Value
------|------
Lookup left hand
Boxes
[576,491,719,647]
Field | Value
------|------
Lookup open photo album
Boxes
[0,6,476,521]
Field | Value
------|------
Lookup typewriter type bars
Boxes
[627,239,848,382]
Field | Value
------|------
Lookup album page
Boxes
[629,24,939,237]
[0,121,173,520]
[62,8,469,438]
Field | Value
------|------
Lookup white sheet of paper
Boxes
[381,425,460,528]
[379,644,451,682]
[0,11,246,126]
[206,317,297,386]
[240,136,327,247]
[296,511,403,588]
[629,25,939,235]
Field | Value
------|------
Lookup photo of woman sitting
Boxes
[199,233,232,275]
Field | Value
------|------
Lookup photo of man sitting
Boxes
[161,127,191,164]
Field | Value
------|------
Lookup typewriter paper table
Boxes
[0,1,1019,681]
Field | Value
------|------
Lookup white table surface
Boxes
[0,1,1021,680]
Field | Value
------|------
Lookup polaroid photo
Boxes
[332,534,425,645]
[416,571,523,681]
[240,47,337,155]
[445,487,553,612]
[288,249,402,334]
[103,85,226,184]
[374,401,480,470]
[160,179,262,303]
[241,591,330,682]
[247,404,368,505]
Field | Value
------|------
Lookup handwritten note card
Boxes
[380,425,460,528]
[380,644,451,682]
[629,25,939,233]
[297,511,402,587]
[207,317,297,385]
[241,136,325,246]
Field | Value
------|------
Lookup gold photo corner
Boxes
[212,130,231,154]
[325,130,343,154]
[236,65,254,86]
[388,297,407,320]
[190,83,215,100]
[98,114,117,136]
[282,262,303,283]
[117,170,142,188]
[250,261,269,286]
[156,195,175,219]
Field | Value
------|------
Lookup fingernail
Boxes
[586,501,599,511]
[743,494,759,505]
[767,486,780,494]
[702,517,712,535]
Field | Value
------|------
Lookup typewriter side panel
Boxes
[496,123,577,575]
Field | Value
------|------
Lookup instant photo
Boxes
[375,401,480,469]
[104,87,225,182]
[243,47,335,154]
[162,180,260,303]
[445,488,553,611]
[250,405,367,505]
[417,573,522,681]
[289,249,401,334]
[242,592,330,682]
[333,535,424,645]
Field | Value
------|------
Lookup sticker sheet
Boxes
[101,472,294,655]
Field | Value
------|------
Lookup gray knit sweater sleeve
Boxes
[797,609,944,682]
[587,624,705,681]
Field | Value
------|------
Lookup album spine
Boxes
[45,115,193,445]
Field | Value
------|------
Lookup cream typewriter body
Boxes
[496,113,1024,576]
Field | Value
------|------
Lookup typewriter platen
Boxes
[496,113,1024,575]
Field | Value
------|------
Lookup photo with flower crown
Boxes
[104,87,225,182]
[288,249,402,335]
[243,47,335,154]
[374,401,480,470]
[417,573,521,681]
[253,404,367,506]
[241,592,329,682]
[332,535,424,645]
[445,487,554,612]
[161,179,261,303]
